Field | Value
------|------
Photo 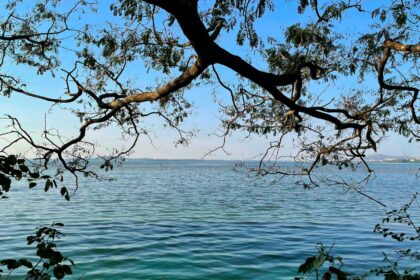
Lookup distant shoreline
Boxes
[364,160,420,163]
[121,158,420,164]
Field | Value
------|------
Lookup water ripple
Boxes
[1,161,419,279]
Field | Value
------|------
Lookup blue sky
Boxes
[0,0,418,159]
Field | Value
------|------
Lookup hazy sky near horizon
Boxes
[1,1,419,159]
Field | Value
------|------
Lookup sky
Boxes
[0,0,419,160]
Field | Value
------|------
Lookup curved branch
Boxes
[379,40,419,124]
[1,78,83,104]
[107,58,207,108]
[144,0,364,131]
[384,40,420,53]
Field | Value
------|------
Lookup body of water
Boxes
[0,160,419,279]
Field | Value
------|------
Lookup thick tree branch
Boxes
[107,58,207,108]
[145,0,363,131]
[384,40,420,53]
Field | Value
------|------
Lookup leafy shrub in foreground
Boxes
[0,223,74,280]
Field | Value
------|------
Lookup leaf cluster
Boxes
[0,223,74,280]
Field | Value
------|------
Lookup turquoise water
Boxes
[0,160,419,279]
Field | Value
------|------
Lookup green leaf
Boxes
[5,155,17,166]
[60,187,70,201]
[0,174,11,192]
[53,265,65,279]
[36,246,53,259]
[19,164,29,173]
[62,264,72,275]
[27,235,37,245]
[329,267,348,280]
[53,264,72,279]
[18,259,33,268]
[29,172,40,179]
[322,271,332,280]
[0,259,19,270]
[298,253,327,274]
[44,179,53,192]
[49,251,64,265]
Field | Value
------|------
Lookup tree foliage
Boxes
[0,223,74,279]
[0,0,418,193]
[0,1,419,278]
[296,194,420,279]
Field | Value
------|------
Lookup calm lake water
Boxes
[1,160,419,279]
